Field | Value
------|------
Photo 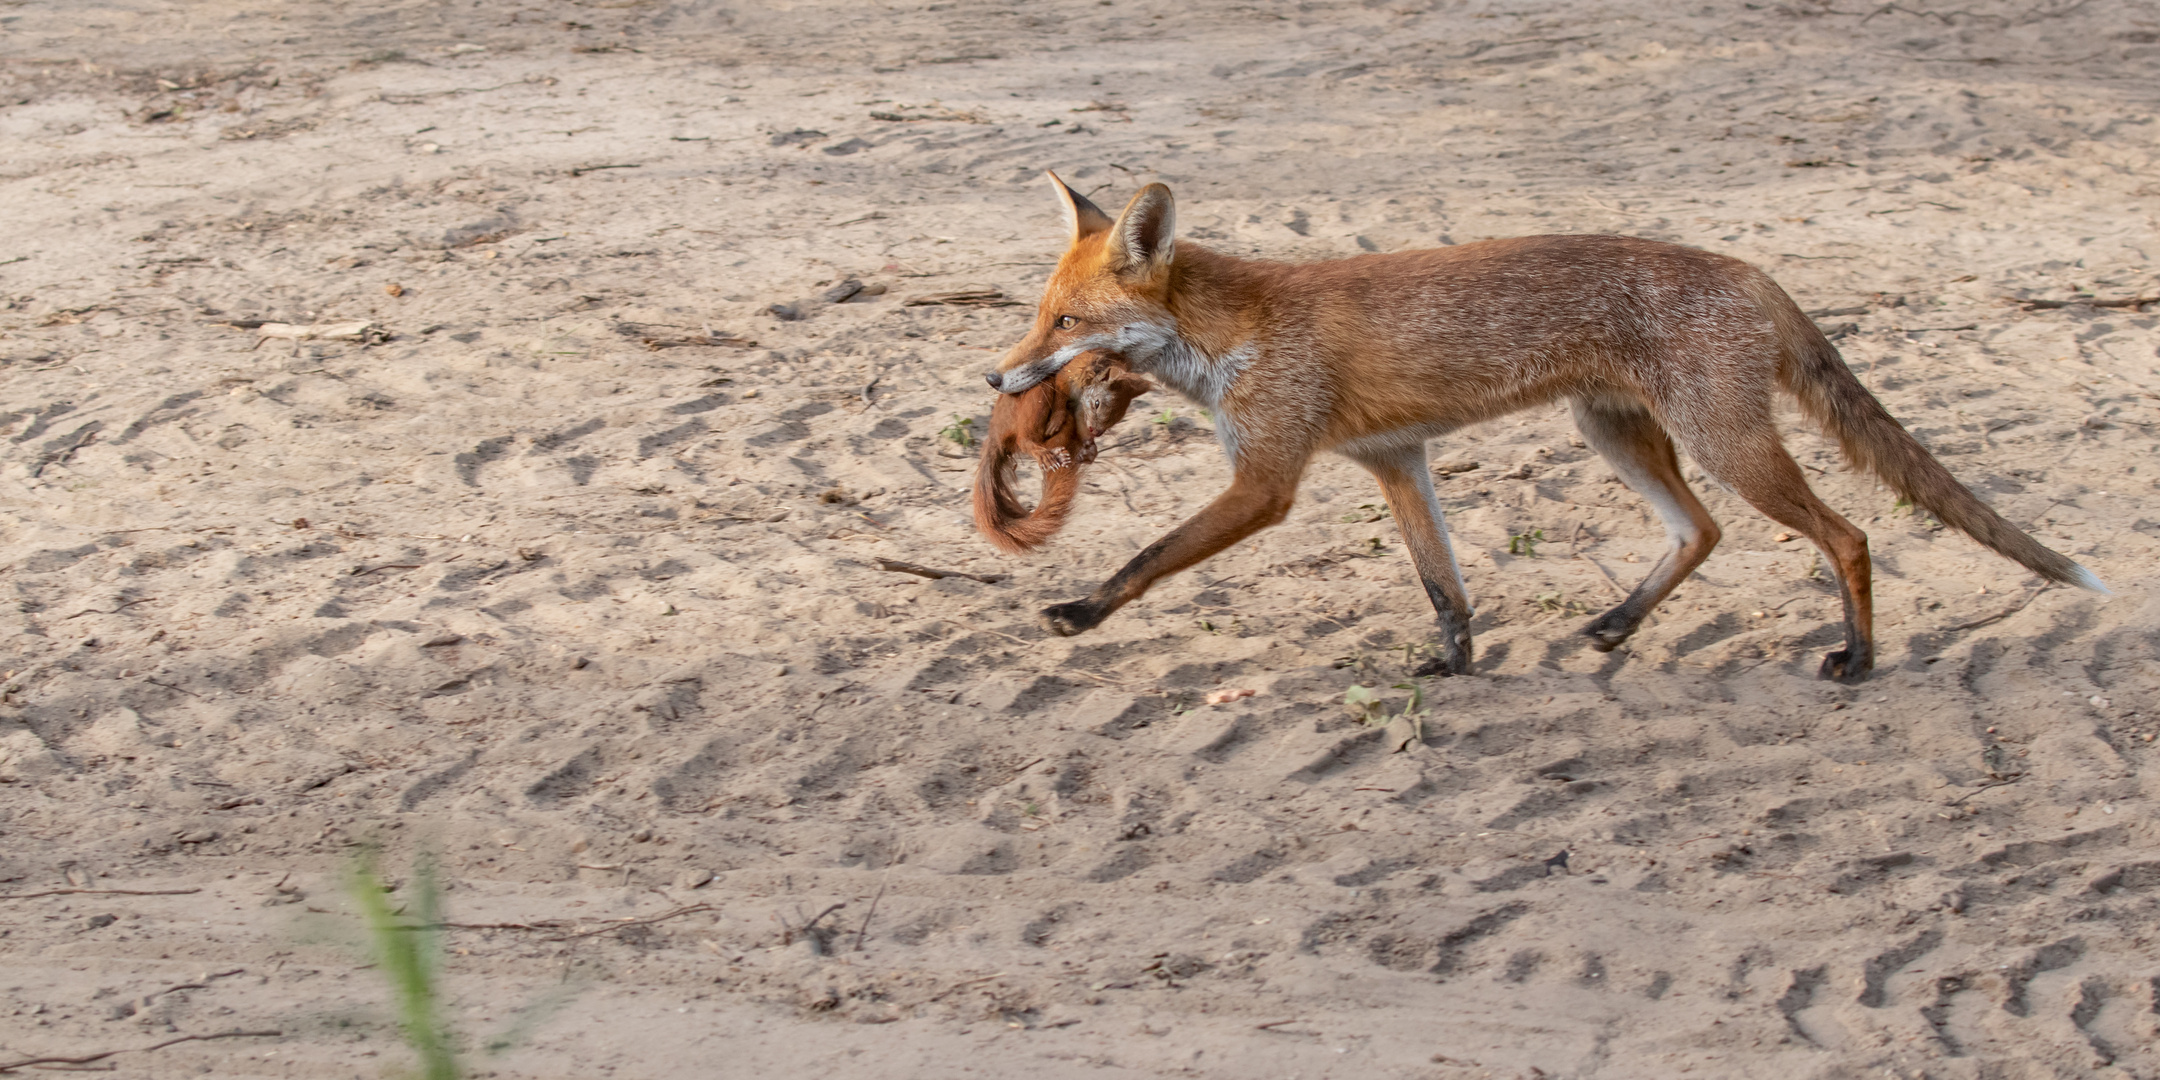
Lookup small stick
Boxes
[1947,775,2022,806]
[1256,1018,1306,1031]
[146,677,201,698]
[924,973,1007,1002]
[65,598,156,618]
[853,879,888,952]
[1944,584,2050,633]
[0,888,202,901]
[544,902,715,942]
[569,163,642,176]
[1575,554,1630,599]
[874,558,1008,584]
[1064,668,1127,687]
[0,1029,280,1073]
[433,920,571,932]
[801,902,847,933]
[935,619,1033,646]
[2008,295,2158,311]
[146,968,245,1003]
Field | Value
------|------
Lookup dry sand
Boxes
[3,1,2159,1077]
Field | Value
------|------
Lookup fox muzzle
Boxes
[988,337,1115,395]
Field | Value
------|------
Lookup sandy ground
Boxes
[2,1,2158,1077]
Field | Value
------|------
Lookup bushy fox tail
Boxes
[972,382,1084,554]
[1762,280,2107,592]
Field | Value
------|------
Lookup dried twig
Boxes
[0,1029,279,1073]
[853,880,889,952]
[65,598,155,619]
[0,887,202,901]
[433,919,571,932]
[146,968,246,1003]
[924,973,1007,1002]
[1947,774,2023,807]
[545,902,714,941]
[248,320,378,346]
[641,334,756,350]
[1575,554,1630,599]
[873,558,1008,584]
[569,163,642,177]
[2007,295,2158,312]
[1943,585,2049,633]
[902,290,1020,308]
[935,619,1033,646]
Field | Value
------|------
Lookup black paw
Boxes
[1039,601,1103,637]
[1412,637,1472,678]
[1580,612,1636,653]
[1817,648,1873,684]
[1411,656,1465,678]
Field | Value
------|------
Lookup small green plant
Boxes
[349,849,579,1079]
[1339,503,1391,523]
[351,849,456,1080]
[1344,681,1429,747]
[1343,683,1389,725]
[1197,617,1220,634]
[1508,528,1545,557]
[939,414,977,448]
[1535,591,1592,617]
[1153,408,1176,425]
[1364,536,1386,554]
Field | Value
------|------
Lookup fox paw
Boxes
[1580,612,1636,653]
[1412,654,1469,678]
[1039,601,1104,637]
[1818,648,1873,684]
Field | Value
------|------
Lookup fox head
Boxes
[986,172,1178,396]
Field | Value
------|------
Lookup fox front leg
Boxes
[1040,474,1296,636]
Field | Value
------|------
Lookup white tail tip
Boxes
[2065,562,2111,595]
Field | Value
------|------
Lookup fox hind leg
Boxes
[1676,423,1875,683]
[1571,396,1723,652]
[1350,443,1475,676]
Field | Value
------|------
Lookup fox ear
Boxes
[1045,171,1112,241]
[1105,183,1175,278]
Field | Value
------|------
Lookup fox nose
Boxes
[984,369,1004,390]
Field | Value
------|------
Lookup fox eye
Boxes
[1055,315,1078,331]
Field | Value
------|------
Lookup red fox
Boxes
[980,173,2105,683]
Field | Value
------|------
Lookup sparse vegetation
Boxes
[349,849,577,1079]
[939,414,977,448]
[350,849,456,1080]
[1536,591,1591,616]
[1345,681,1429,747]
[1508,528,1545,556]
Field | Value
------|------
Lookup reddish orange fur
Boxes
[971,353,1150,553]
